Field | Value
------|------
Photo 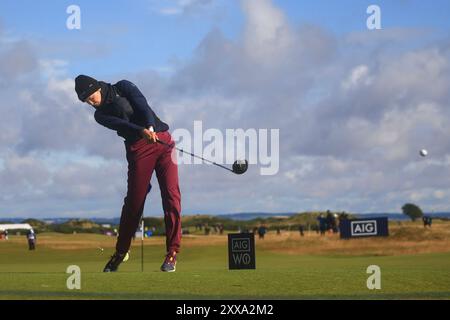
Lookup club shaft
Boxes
[141,220,144,272]
[157,140,234,173]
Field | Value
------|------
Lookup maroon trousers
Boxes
[116,131,181,255]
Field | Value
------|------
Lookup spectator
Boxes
[423,216,433,228]
[326,211,335,233]
[332,214,339,233]
[257,226,267,239]
[27,230,36,250]
[318,215,326,236]
[338,213,348,232]
[204,224,211,235]
[298,225,304,237]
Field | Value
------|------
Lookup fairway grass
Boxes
[0,232,449,300]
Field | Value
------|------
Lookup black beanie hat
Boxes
[75,75,101,102]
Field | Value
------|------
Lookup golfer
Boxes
[75,75,181,272]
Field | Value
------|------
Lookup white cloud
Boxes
[152,0,214,16]
[434,190,446,199]
[159,7,183,15]
[0,40,38,83]
[1,0,450,218]
[342,65,371,90]
[242,0,294,63]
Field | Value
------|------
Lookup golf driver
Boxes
[157,139,248,175]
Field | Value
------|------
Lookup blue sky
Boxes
[0,0,243,76]
[1,0,450,218]
[1,0,449,76]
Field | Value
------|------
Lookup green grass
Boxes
[0,234,449,300]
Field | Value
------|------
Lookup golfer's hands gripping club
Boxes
[141,128,159,144]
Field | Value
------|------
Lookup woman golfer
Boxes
[75,75,181,272]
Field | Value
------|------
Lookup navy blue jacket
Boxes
[94,80,169,143]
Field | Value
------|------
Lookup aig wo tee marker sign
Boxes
[228,233,256,270]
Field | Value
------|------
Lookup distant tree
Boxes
[401,203,424,221]
[21,219,48,232]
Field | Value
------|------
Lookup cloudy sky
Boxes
[1,0,450,218]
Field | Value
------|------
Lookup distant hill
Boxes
[215,212,298,221]
[354,213,450,221]
[1,212,449,225]
[0,217,121,225]
[215,212,450,221]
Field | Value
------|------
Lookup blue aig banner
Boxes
[340,217,389,239]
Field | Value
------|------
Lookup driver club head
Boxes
[232,160,248,175]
